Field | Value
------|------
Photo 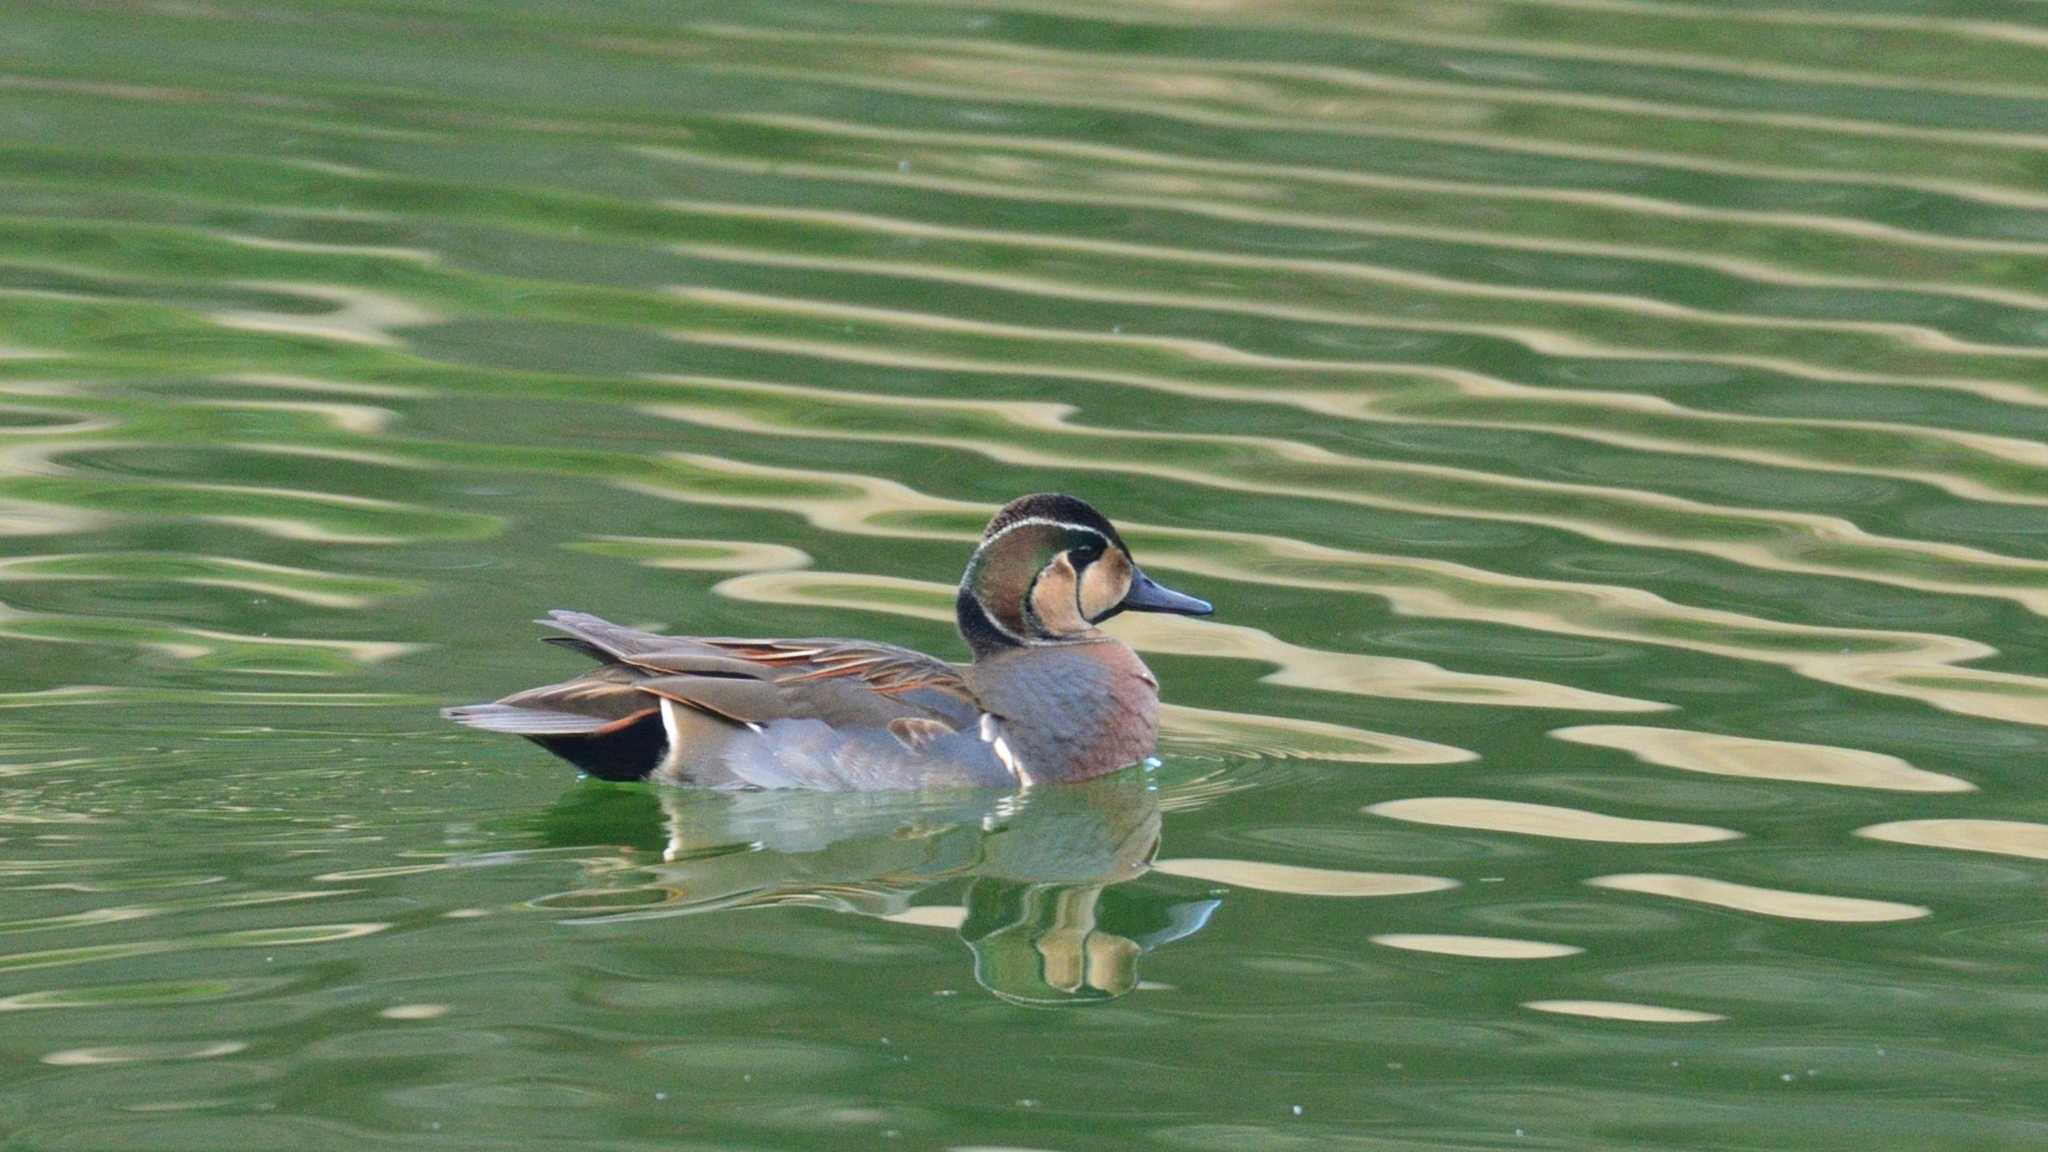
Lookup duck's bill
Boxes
[1120,570,1213,616]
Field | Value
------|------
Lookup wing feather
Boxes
[534,610,979,728]
[441,702,656,736]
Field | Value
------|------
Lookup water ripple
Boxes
[657,190,2048,359]
[1855,819,2048,861]
[667,286,2048,503]
[1151,859,1459,897]
[1552,725,1974,793]
[667,118,2048,314]
[663,204,2048,388]
[643,378,2048,616]
[1522,998,1723,1023]
[1367,797,1741,843]
[1372,933,1583,959]
[627,451,2048,725]
[710,567,1663,712]
[638,26,2048,211]
[1585,874,1929,921]
[206,280,438,348]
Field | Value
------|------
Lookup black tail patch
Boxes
[527,713,667,782]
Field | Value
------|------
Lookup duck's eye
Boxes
[1069,540,1103,566]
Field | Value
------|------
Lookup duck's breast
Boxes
[970,641,1161,783]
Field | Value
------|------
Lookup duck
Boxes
[443,493,1214,789]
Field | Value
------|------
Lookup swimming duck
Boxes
[443,494,1213,789]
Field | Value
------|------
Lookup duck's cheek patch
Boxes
[1079,550,1133,621]
[1028,554,1089,635]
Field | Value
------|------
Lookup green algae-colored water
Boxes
[4,2,2048,1148]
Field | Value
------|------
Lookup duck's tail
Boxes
[442,686,667,782]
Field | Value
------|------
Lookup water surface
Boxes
[3,1,2047,1149]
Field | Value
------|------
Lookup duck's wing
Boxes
[539,610,982,731]
[443,662,652,731]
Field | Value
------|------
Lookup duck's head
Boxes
[957,493,1212,655]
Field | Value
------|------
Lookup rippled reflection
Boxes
[528,774,1211,1005]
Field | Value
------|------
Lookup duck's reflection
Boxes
[531,771,1217,1005]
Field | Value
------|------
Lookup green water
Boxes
[3,0,2047,1147]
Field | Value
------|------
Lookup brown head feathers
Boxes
[957,493,1206,656]
[980,493,1128,553]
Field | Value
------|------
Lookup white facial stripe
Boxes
[974,516,1111,553]
[968,594,1039,647]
